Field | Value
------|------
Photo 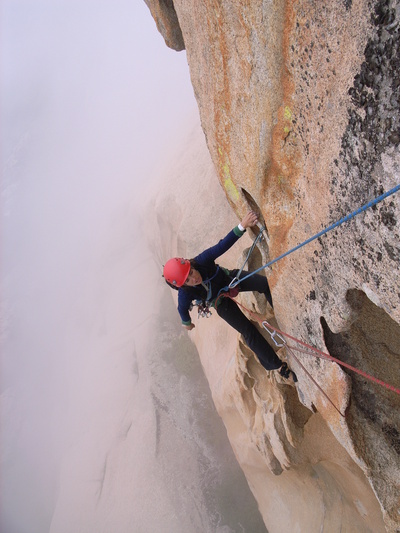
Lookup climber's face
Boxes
[184,267,202,286]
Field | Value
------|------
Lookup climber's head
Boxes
[163,258,202,287]
[163,258,191,287]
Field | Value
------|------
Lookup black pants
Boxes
[216,270,281,371]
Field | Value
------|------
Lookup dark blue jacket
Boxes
[177,226,245,325]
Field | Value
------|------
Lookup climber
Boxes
[163,210,297,382]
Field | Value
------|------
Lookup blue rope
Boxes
[230,184,400,288]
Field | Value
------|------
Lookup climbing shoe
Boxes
[279,362,298,383]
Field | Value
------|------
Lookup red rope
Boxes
[285,345,346,417]
[216,293,346,416]
[225,295,400,396]
[264,321,399,395]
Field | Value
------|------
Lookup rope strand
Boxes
[285,345,346,417]
[230,184,400,287]
[266,321,400,395]
[216,186,400,414]
[231,296,400,396]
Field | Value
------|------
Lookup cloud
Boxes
[1,1,196,532]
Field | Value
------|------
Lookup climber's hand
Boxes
[240,210,258,229]
[183,323,195,330]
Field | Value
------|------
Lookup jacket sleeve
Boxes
[194,226,245,266]
[177,289,193,325]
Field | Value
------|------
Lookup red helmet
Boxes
[163,258,190,287]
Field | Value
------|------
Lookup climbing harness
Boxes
[199,266,221,303]
[229,184,400,288]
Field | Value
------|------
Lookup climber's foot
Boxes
[278,362,298,383]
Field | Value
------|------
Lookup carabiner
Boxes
[262,321,286,348]
[228,277,239,289]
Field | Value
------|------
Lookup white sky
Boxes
[1,1,198,531]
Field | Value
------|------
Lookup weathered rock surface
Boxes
[146,0,400,531]
[143,0,184,51]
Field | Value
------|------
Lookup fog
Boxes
[1,2,267,532]
[1,1,195,531]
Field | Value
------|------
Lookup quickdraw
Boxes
[228,225,266,289]
[262,321,286,348]
[190,300,212,319]
[260,315,346,416]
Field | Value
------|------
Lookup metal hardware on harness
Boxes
[190,300,212,318]
[198,302,212,318]
[228,277,239,289]
[261,321,286,348]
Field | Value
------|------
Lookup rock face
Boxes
[145,1,400,531]
[143,0,184,51]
